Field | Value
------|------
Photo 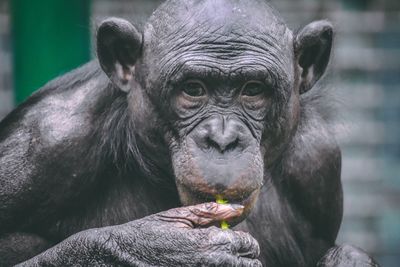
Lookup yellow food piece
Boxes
[216,195,228,204]
[216,195,229,229]
[220,220,230,230]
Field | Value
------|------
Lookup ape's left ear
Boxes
[294,20,333,94]
[97,18,142,92]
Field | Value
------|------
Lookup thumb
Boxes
[155,202,244,228]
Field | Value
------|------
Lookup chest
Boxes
[42,178,180,241]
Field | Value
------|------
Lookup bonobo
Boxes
[0,0,380,266]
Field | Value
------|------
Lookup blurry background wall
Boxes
[0,0,399,265]
[0,1,12,117]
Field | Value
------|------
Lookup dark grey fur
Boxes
[0,0,379,266]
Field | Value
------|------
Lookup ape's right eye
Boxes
[182,80,206,98]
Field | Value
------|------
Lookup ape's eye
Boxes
[241,81,270,97]
[182,81,206,97]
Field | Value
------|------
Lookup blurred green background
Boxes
[10,0,91,103]
[0,0,399,266]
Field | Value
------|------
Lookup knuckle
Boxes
[191,202,217,215]
[239,232,251,243]
[239,231,255,241]
[238,258,263,267]
[241,231,259,246]
[189,207,203,217]
[204,201,218,211]
[203,252,236,266]
[235,231,260,258]
[205,229,235,253]
[210,229,234,242]
[251,259,263,267]
[247,235,260,256]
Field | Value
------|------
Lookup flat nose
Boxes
[205,116,240,153]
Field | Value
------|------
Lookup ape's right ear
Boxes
[97,18,142,92]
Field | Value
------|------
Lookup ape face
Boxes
[132,0,299,218]
[97,0,333,224]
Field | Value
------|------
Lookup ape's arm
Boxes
[279,110,380,267]
[0,66,104,264]
[11,204,259,267]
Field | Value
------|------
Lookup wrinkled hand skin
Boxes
[17,203,261,267]
[317,245,380,267]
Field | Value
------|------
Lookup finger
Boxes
[156,202,244,228]
[236,257,263,267]
[188,202,244,224]
[233,231,261,259]
[206,252,263,267]
[209,230,260,259]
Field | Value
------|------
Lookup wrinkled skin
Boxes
[13,203,261,266]
[0,0,380,266]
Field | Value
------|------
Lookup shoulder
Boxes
[1,61,111,147]
[278,99,343,244]
[284,108,341,178]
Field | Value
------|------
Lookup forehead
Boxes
[143,0,293,79]
[148,0,286,31]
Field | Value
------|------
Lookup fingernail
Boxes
[230,204,244,210]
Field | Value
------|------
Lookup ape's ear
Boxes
[294,20,333,94]
[97,18,142,92]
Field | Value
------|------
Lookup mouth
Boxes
[177,184,261,227]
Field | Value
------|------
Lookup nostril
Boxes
[225,138,239,152]
[206,136,220,150]
[206,136,240,153]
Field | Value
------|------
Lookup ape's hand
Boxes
[17,203,261,267]
[119,202,261,266]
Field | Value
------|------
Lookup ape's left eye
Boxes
[182,81,206,98]
[241,81,270,97]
